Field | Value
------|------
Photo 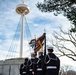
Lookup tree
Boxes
[36,0,76,32]
[51,27,76,61]
[67,70,76,75]
[59,65,76,75]
[59,65,72,75]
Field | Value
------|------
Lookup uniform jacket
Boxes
[28,58,38,75]
[36,55,44,75]
[44,53,60,75]
[20,62,29,75]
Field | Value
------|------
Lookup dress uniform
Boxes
[44,46,60,75]
[20,58,29,75]
[28,52,37,75]
[36,50,44,75]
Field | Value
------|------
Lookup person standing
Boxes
[20,58,29,75]
[44,46,60,75]
[28,52,37,75]
[36,50,44,75]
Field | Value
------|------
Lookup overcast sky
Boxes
[0,0,76,70]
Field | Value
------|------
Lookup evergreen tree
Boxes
[37,0,76,32]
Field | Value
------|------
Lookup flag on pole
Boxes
[29,39,36,48]
[34,33,45,52]
[38,40,43,50]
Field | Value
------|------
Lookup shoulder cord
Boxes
[22,63,27,69]
[46,55,52,64]
[29,59,35,66]
[29,60,32,66]
[37,58,41,64]
[44,55,58,64]
[47,55,58,64]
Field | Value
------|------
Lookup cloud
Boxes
[0,0,76,69]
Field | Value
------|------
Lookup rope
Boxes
[6,16,33,59]
[6,17,21,59]
[24,17,33,56]
[25,17,32,41]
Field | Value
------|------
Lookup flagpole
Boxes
[34,35,37,56]
[44,29,46,56]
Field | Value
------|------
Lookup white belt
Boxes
[37,68,42,71]
[47,66,57,69]
[22,72,26,74]
[32,72,35,74]
[30,69,32,71]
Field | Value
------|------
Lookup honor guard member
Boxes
[28,52,37,75]
[36,50,44,75]
[45,46,60,75]
[20,58,29,75]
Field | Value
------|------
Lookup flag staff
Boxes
[16,0,30,58]
[44,29,46,56]
[34,34,37,56]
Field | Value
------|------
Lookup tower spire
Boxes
[16,1,30,58]
[21,0,24,4]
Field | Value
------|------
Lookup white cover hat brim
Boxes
[47,46,53,50]
[38,50,43,53]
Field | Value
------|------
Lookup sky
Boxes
[0,0,76,70]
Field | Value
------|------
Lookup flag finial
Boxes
[44,28,46,33]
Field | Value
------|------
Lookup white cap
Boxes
[31,52,35,55]
[38,50,43,53]
[47,46,53,50]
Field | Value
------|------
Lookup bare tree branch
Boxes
[53,30,76,47]
[52,28,76,61]
[59,45,76,56]
[65,54,76,61]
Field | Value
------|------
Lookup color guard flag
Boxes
[34,33,45,52]
[29,39,36,48]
